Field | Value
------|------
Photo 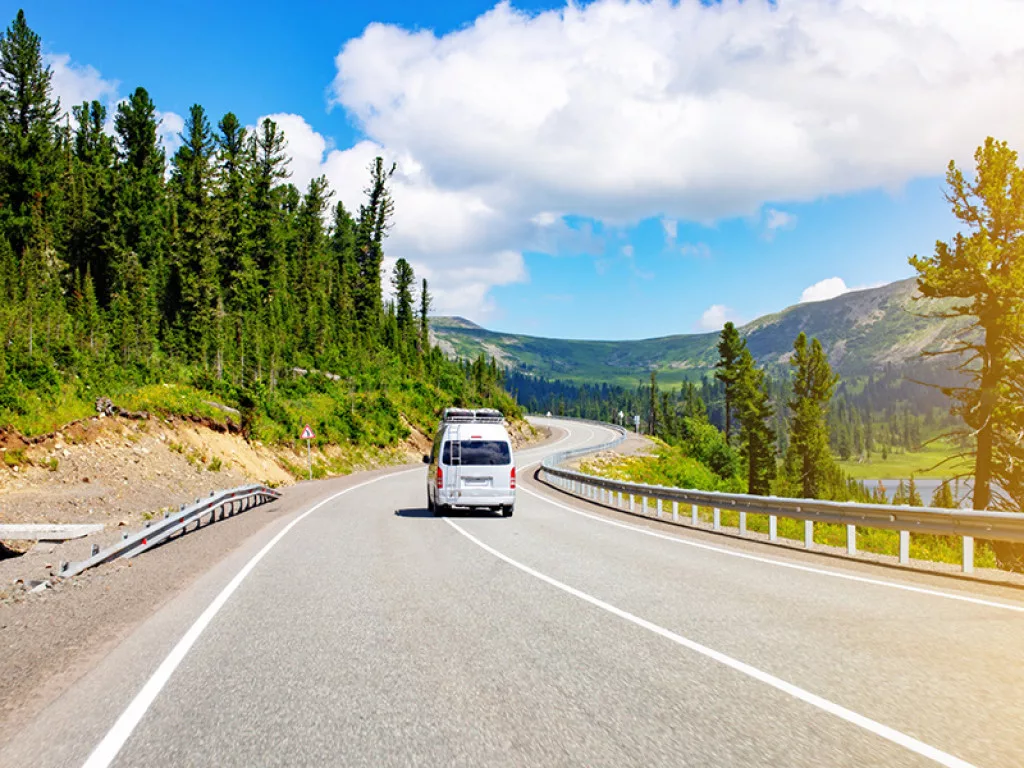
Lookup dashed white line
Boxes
[443,517,976,768]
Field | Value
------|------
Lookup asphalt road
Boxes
[5,418,1024,767]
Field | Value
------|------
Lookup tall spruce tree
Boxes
[735,347,776,495]
[170,104,218,365]
[715,321,746,444]
[785,332,838,498]
[391,257,415,347]
[419,277,431,354]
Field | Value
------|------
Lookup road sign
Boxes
[301,425,315,479]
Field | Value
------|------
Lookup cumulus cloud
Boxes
[331,0,1024,227]
[800,277,850,303]
[696,304,743,331]
[764,208,797,238]
[45,53,119,113]
[321,0,1024,318]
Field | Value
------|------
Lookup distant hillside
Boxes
[429,278,968,386]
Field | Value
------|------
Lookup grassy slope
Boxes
[431,278,968,385]
[836,439,970,480]
[581,452,994,568]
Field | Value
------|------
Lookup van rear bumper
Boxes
[438,489,515,508]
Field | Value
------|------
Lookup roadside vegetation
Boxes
[556,134,1024,569]
[0,11,517,468]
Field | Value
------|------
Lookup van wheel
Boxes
[502,504,514,518]
[434,503,446,517]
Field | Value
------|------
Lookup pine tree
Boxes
[909,137,1024,510]
[391,257,415,349]
[353,157,395,340]
[0,9,60,261]
[735,347,776,495]
[715,321,746,445]
[785,332,839,498]
[170,103,218,365]
[649,368,658,436]
[419,277,431,354]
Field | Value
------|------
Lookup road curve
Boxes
[5,418,1024,768]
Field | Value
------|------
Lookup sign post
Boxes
[300,424,315,480]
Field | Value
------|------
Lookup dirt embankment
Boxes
[0,411,538,589]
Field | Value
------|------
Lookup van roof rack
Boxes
[441,407,505,424]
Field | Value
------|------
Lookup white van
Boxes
[424,408,516,517]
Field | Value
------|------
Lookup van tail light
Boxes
[436,466,443,490]
[510,466,516,490]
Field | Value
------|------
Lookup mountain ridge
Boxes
[429,278,966,385]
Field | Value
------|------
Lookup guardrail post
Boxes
[962,536,974,574]
[618,491,623,508]
[899,530,909,564]
[642,497,648,516]
[630,495,635,512]
[769,515,777,541]
[713,507,720,531]
[804,521,813,548]
[656,498,662,518]
[846,524,857,555]
[691,504,698,525]
[672,500,678,522]
[739,511,746,535]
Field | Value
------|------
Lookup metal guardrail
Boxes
[59,484,282,578]
[536,417,1024,574]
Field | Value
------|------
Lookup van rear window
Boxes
[443,440,511,466]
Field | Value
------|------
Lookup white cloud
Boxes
[800,277,850,303]
[156,110,185,158]
[696,304,743,331]
[331,0,1024,228]
[765,208,796,232]
[680,242,711,258]
[45,53,119,113]
[621,244,634,258]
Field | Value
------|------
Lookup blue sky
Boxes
[24,0,1022,340]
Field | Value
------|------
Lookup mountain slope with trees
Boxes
[0,10,517,458]
[432,277,966,385]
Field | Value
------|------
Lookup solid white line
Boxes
[81,468,421,768]
[521,485,1024,614]
[442,518,976,768]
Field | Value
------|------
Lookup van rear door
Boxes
[444,437,512,493]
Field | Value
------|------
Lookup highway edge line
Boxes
[520,484,1024,614]
[79,467,423,768]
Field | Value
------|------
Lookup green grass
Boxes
[836,439,969,479]
[584,455,996,569]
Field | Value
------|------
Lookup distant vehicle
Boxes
[546,410,552,417]
[424,408,516,517]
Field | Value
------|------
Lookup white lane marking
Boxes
[81,468,421,768]
[521,486,1024,614]
[443,518,975,768]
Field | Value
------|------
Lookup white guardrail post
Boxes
[536,415,1023,577]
